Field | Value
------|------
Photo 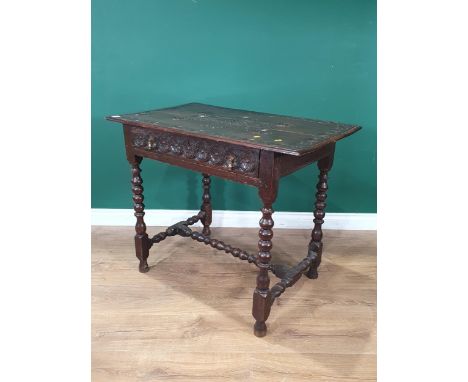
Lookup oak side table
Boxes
[107,103,360,337]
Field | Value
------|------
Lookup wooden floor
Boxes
[92,227,376,382]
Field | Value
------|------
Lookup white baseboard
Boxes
[91,209,376,230]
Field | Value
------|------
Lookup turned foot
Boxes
[139,261,150,273]
[202,226,211,236]
[305,242,321,279]
[254,321,267,337]
[305,267,318,279]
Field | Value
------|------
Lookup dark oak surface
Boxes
[107,103,360,156]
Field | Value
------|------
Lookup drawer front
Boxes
[129,127,260,177]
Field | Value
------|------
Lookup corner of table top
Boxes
[106,115,124,123]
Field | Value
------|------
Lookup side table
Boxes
[107,103,360,337]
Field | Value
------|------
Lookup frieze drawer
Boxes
[129,127,260,177]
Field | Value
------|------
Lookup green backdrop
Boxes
[92,0,376,213]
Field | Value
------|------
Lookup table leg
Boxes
[200,173,212,236]
[306,153,334,279]
[253,199,274,337]
[252,151,278,337]
[130,156,150,273]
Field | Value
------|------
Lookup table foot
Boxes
[254,321,267,337]
[139,262,150,273]
[305,267,319,279]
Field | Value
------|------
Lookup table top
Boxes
[107,103,360,156]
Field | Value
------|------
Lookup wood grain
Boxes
[92,227,376,382]
[107,103,361,156]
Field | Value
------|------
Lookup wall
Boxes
[92,0,376,213]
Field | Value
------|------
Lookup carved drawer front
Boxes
[130,127,260,177]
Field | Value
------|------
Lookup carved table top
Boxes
[107,103,360,156]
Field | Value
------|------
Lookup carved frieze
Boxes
[131,128,259,176]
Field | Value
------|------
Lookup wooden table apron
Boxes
[108,104,360,337]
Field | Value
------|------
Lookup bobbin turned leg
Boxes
[252,151,277,337]
[200,173,212,236]
[253,202,274,337]
[130,156,150,273]
[306,152,334,279]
